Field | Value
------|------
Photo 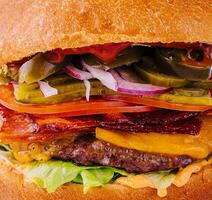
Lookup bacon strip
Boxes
[97,111,202,135]
[0,106,202,142]
[0,106,97,142]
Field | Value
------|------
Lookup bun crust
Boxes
[0,0,212,66]
[0,160,211,200]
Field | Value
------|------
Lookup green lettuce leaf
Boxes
[23,161,130,193]
[144,170,176,189]
[0,148,177,193]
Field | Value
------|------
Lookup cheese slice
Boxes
[96,116,212,159]
[116,159,212,197]
[173,158,212,187]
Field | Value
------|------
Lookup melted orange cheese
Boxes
[116,159,212,197]
[96,116,212,159]
[173,158,212,187]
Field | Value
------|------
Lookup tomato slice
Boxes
[33,106,158,118]
[104,95,212,112]
[0,85,157,115]
[0,85,210,114]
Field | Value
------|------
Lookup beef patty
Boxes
[54,135,195,173]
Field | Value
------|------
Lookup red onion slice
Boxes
[110,70,170,95]
[116,67,143,83]
[81,59,117,91]
[83,79,91,101]
[38,81,58,97]
[65,65,93,101]
[10,80,18,85]
[65,65,93,80]
[0,114,5,130]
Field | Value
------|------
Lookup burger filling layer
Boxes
[0,42,211,196]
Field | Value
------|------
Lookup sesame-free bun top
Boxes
[0,0,211,66]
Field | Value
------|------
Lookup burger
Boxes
[0,0,211,199]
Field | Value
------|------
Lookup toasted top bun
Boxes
[0,0,211,66]
[0,159,211,200]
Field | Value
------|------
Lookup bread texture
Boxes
[0,159,211,200]
[0,0,212,66]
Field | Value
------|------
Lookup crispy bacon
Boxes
[0,106,97,142]
[98,116,201,135]
[0,105,202,142]
[0,105,38,137]
[97,111,202,135]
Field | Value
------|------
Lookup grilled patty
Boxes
[54,135,195,173]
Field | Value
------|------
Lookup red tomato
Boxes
[0,85,157,116]
[104,95,212,112]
